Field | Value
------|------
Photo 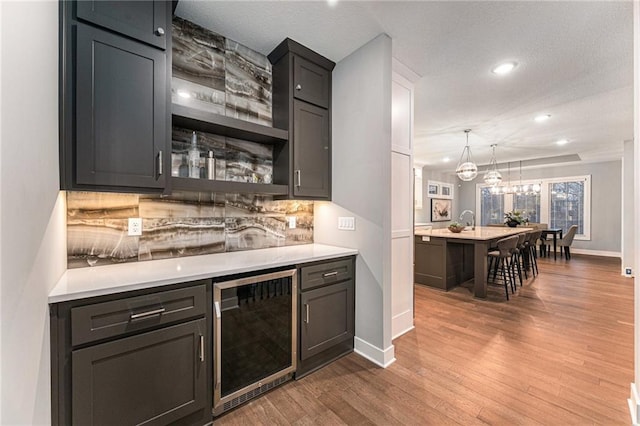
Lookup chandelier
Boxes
[456,129,478,181]
[483,144,502,186]
[490,160,541,194]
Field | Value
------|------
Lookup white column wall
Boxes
[391,72,415,339]
[314,33,394,366]
[1,2,67,424]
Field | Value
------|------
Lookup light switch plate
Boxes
[128,218,142,236]
[338,216,355,231]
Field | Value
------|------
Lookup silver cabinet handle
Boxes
[157,150,163,176]
[130,307,165,320]
[214,301,221,319]
[199,334,205,362]
[295,84,302,91]
[323,271,338,278]
[155,27,165,36]
[304,304,310,324]
[295,170,301,187]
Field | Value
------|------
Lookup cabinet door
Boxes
[76,0,168,50]
[76,23,166,190]
[72,319,207,426]
[300,280,354,361]
[293,100,330,199]
[293,56,330,108]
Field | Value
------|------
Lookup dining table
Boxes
[415,226,532,298]
[540,228,563,260]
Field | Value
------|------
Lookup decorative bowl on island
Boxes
[448,222,465,233]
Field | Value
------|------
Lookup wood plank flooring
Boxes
[216,254,633,425]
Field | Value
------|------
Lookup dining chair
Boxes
[558,225,579,259]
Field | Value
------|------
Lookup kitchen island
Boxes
[414,226,531,298]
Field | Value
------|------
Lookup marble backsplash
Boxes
[67,192,313,269]
[171,16,272,126]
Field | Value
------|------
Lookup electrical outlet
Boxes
[625,267,633,277]
[338,216,355,231]
[288,216,296,229]
[128,218,142,236]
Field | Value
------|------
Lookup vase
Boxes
[506,220,518,228]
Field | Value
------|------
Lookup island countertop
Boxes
[415,226,532,241]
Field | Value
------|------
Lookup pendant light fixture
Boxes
[483,144,502,186]
[456,129,478,181]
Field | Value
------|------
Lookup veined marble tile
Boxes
[67,219,139,268]
[172,17,225,91]
[139,196,224,219]
[171,77,225,115]
[225,39,272,126]
[67,192,139,219]
[138,218,225,261]
[265,200,314,216]
[225,217,285,252]
[225,193,283,218]
[225,137,273,183]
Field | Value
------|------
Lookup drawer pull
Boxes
[130,307,165,321]
[304,303,310,324]
[295,84,302,91]
[322,271,338,278]
[199,334,205,362]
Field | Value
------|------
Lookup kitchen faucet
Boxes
[459,210,475,230]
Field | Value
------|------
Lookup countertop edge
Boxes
[49,244,358,304]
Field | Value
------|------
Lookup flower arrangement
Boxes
[504,210,528,226]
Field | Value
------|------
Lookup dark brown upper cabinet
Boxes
[76,0,169,50]
[59,1,171,194]
[269,39,335,200]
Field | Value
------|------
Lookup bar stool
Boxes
[526,230,542,276]
[487,235,519,300]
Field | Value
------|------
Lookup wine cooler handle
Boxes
[214,301,221,319]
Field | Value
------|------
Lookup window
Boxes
[513,193,540,223]
[479,187,504,225]
[475,175,591,240]
[549,180,585,235]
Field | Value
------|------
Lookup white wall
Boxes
[314,34,395,366]
[0,2,67,424]
[416,168,459,227]
[623,140,634,275]
[632,0,640,419]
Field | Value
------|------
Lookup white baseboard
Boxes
[354,336,396,368]
[392,309,414,340]
[629,383,639,425]
[569,248,621,258]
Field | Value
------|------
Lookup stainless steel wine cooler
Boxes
[213,269,297,416]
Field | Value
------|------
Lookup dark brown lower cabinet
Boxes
[296,257,355,378]
[72,319,206,426]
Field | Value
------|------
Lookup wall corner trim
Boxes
[628,383,639,425]
[354,337,395,368]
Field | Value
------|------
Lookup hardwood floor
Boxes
[216,254,633,425]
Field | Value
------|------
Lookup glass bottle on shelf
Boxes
[207,151,215,180]
[188,131,200,179]
[178,154,189,177]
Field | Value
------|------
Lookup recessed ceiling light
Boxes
[492,62,517,75]
[442,157,451,163]
[535,114,551,122]
[327,0,338,6]
[556,139,569,145]
[177,90,191,99]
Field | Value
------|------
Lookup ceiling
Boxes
[175,1,634,172]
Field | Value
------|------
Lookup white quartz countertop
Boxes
[415,226,532,241]
[49,243,358,303]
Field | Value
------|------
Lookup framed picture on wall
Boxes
[440,183,454,199]
[431,198,452,222]
[427,181,439,196]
